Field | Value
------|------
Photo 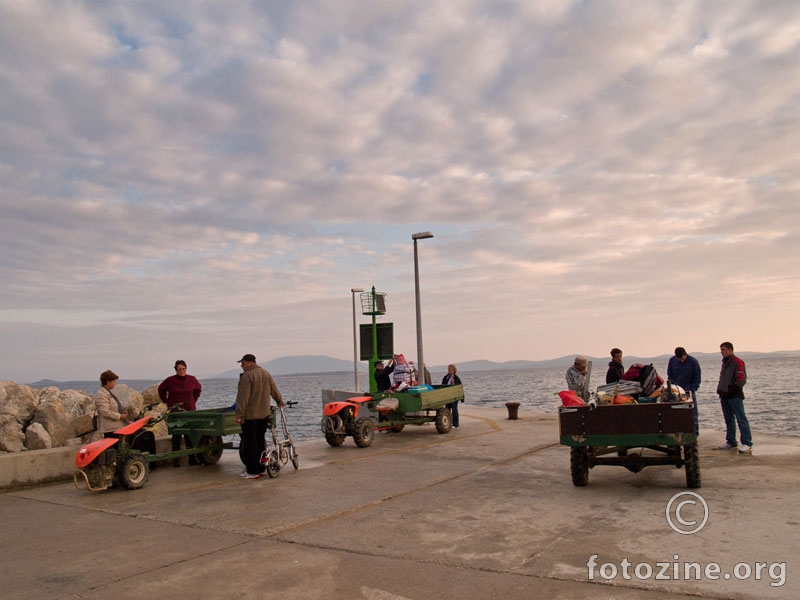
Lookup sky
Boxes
[1,1,798,383]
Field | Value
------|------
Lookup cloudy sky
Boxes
[1,1,798,383]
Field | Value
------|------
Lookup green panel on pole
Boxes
[360,323,394,360]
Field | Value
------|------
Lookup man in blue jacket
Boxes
[667,347,702,436]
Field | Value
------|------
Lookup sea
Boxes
[30,356,799,444]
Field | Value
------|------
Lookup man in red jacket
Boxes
[715,342,752,454]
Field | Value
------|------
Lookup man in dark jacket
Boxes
[667,347,702,436]
[605,348,624,384]
[374,360,394,392]
[715,342,752,454]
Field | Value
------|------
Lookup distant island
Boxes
[28,350,800,386]
[210,350,800,379]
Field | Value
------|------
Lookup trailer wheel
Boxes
[121,452,149,489]
[570,447,589,487]
[325,432,346,447]
[197,435,224,465]
[353,418,375,448]
[684,443,701,489]
[435,407,452,434]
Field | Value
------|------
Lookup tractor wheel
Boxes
[353,418,375,448]
[570,447,589,487]
[684,443,701,489]
[197,435,224,465]
[264,450,281,478]
[325,432,346,447]
[435,407,452,434]
[121,452,149,489]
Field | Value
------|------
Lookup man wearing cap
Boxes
[374,359,395,393]
[566,356,589,398]
[235,354,285,479]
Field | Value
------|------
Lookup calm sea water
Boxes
[35,356,799,443]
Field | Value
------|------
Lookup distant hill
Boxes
[214,350,800,377]
[215,355,365,378]
[443,350,800,372]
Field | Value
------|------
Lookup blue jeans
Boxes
[719,396,752,447]
[448,401,460,428]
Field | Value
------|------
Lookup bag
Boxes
[558,390,586,407]
[622,364,645,381]
[91,414,98,432]
[637,364,664,396]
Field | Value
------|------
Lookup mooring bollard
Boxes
[505,402,520,420]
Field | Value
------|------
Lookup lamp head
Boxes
[412,231,434,240]
[351,287,364,293]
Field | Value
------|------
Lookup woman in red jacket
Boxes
[158,360,202,466]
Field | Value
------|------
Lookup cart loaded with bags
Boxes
[558,363,700,488]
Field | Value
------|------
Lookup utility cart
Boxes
[321,384,465,448]
[165,407,240,465]
[75,406,239,492]
[558,402,700,488]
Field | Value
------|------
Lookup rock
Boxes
[113,384,144,418]
[0,414,25,452]
[71,414,95,437]
[60,389,94,417]
[0,381,39,423]
[32,398,73,447]
[25,422,52,450]
[142,384,161,406]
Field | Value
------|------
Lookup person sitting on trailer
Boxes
[606,348,625,384]
[374,359,394,392]
[566,356,589,398]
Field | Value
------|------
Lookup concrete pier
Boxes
[1,406,797,599]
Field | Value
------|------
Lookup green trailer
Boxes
[559,402,700,488]
[322,384,465,447]
[164,407,240,465]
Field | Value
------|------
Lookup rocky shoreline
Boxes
[0,380,167,453]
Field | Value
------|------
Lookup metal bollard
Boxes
[504,402,520,420]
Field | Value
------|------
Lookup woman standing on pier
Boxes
[93,370,127,436]
[442,364,463,428]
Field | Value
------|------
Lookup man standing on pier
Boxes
[668,347,702,436]
[715,342,752,454]
[235,354,285,479]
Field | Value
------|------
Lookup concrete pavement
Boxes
[1,406,798,599]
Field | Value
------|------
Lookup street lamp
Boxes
[350,288,364,391]
[412,231,434,385]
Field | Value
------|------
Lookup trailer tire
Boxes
[197,435,224,465]
[353,418,375,448]
[570,447,589,487]
[435,407,452,434]
[121,452,149,489]
[684,443,701,489]
[325,432,346,447]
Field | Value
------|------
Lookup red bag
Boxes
[558,390,586,407]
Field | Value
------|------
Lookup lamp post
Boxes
[412,231,434,384]
[351,287,364,391]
